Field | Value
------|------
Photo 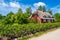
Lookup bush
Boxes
[0,22,60,39]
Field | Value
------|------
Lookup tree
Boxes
[4,11,14,24]
[38,6,43,11]
[47,9,52,15]
[7,11,14,16]
[0,14,3,23]
[54,13,60,22]
[17,8,23,14]
[13,8,29,24]
[43,6,46,12]
[0,14,5,20]
[0,14,3,19]
[38,6,46,12]
[26,7,32,16]
[14,8,23,23]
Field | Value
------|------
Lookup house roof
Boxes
[30,10,55,19]
[38,11,52,17]
[35,10,54,19]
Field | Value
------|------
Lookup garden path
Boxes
[29,28,60,40]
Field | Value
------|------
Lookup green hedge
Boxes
[0,22,60,39]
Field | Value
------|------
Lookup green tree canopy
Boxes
[38,6,43,11]
[26,7,32,16]
[43,6,46,12]
[0,14,3,19]
[17,8,23,14]
[38,6,46,12]
[54,13,60,22]
[12,8,29,24]
[47,9,52,15]
[7,11,14,16]
[0,14,5,20]
[14,8,23,23]
[4,11,14,24]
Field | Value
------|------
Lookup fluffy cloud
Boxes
[34,2,46,7]
[2,2,8,7]
[51,5,60,14]
[0,1,21,15]
[9,2,20,8]
[0,1,36,15]
[0,2,8,7]
[0,1,21,8]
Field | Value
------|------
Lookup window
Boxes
[48,16,51,18]
[43,19,46,22]
[48,19,51,22]
[43,15,46,18]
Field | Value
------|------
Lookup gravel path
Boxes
[29,29,60,40]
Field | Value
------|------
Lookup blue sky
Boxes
[0,0,60,15]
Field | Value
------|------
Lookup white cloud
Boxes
[2,2,8,7]
[0,2,21,8]
[51,5,60,14]
[9,2,20,8]
[0,2,8,7]
[0,1,37,15]
[0,1,21,15]
[34,2,46,7]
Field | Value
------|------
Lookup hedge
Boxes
[0,22,60,39]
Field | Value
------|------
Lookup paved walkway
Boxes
[29,29,60,40]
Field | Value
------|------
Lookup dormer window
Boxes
[43,15,46,18]
[48,16,51,18]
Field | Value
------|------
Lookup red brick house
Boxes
[29,10,55,23]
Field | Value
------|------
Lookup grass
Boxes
[17,27,60,40]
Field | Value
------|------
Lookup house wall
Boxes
[31,14,42,23]
[41,19,54,23]
[31,14,54,23]
[40,19,43,23]
[46,19,48,22]
[46,19,54,23]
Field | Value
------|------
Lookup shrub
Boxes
[0,22,60,39]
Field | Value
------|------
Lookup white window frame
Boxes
[43,19,46,22]
[48,19,51,22]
